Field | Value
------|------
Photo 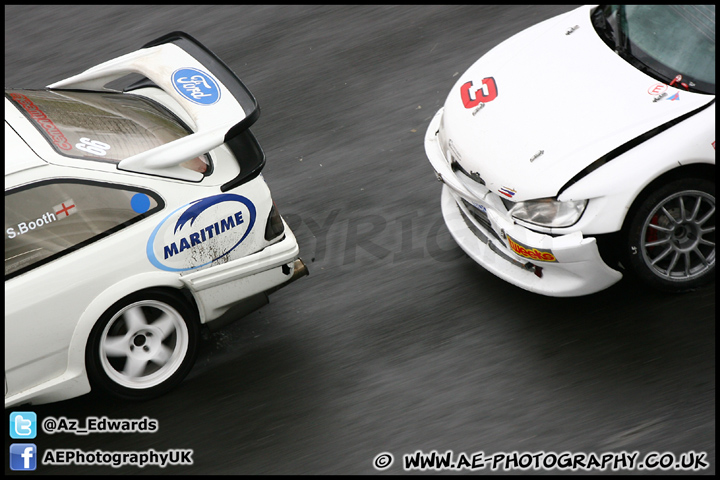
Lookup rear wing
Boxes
[47,32,259,180]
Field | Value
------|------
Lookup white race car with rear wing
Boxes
[5,31,307,406]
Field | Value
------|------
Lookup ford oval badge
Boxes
[171,67,221,105]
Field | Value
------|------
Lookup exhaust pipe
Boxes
[266,258,309,295]
[205,259,308,333]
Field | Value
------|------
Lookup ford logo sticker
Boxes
[147,193,256,272]
[171,67,221,106]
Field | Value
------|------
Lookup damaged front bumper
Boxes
[426,109,622,297]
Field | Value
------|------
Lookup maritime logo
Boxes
[171,67,221,105]
[147,194,256,272]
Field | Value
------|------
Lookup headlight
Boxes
[509,197,587,228]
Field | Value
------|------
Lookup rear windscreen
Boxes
[6,89,210,174]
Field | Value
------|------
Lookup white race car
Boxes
[426,5,715,296]
[5,32,307,407]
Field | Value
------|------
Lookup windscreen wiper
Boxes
[591,6,618,50]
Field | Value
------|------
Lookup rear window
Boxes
[5,179,163,279]
[6,89,210,174]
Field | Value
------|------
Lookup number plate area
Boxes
[460,198,503,243]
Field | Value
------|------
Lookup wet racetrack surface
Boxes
[5,5,715,475]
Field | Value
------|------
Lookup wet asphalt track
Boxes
[4,5,715,475]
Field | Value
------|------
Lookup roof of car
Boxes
[5,119,48,176]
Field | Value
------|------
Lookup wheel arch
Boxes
[64,273,200,386]
[558,101,714,235]
[621,163,716,233]
[592,163,714,271]
[618,168,715,291]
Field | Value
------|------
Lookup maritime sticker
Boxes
[147,193,256,271]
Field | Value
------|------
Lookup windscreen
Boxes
[6,89,210,173]
[593,5,715,94]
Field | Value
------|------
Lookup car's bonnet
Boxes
[441,5,715,202]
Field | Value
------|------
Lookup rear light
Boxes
[264,202,285,241]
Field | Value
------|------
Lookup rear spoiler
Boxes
[47,32,259,180]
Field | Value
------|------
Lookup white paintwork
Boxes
[426,5,715,296]
[5,99,49,177]
[5,37,303,407]
[441,185,622,297]
[49,42,247,179]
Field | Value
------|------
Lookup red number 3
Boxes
[460,77,498,108]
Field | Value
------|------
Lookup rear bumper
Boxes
[180,219,307,321]
[4,221,307,409]
[427,109,622,297]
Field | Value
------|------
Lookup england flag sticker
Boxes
[53,199,77,219]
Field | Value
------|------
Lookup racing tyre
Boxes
[623,178,715,292]
[86,290,199,400]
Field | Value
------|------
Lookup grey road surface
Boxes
[5,4,715,475]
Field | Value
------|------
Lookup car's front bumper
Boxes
[426,109,622,297]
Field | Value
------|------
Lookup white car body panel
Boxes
[5,166,297,406]
[48,42,248,180]
[442,5,713,203]
[559,103,715,234]
[426,5,715,296]
[427,109,622,296]
[5,33,306,407]
[441,185,622,296]
[5,121,46,177]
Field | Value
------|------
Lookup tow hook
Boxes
[524,262,543,278]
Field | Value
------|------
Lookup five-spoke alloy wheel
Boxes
[86,290,199,400]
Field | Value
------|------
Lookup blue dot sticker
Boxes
[131,193,151,214]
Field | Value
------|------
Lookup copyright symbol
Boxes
[42,417,57,434]
[373,452,393,470]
